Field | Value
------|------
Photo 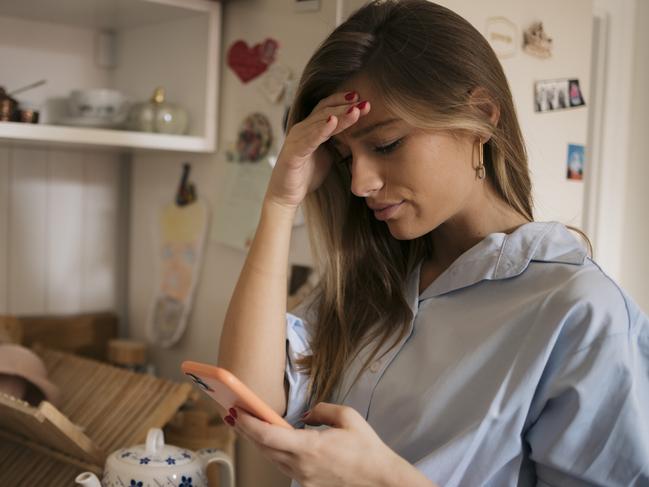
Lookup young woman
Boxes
[217,1,649,486]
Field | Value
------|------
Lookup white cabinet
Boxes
[0,0,224,317]
[0,0,221,153]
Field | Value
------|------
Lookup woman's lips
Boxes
[372,202,404,221]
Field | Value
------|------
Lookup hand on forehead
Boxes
[331,76,402,146]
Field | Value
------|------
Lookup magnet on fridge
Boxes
[568,79,585,107]
[534,78,585,113]
[485,17,517,59]
[227,38,279,83]
[260,64,293,103]
[566,144,585,181]
[523,22,553,59]
[226,113,273,162]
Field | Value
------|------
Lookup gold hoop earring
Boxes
[476,140,486,180]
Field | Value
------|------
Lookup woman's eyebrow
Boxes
[330,118,400,145]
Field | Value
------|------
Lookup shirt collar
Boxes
[417,221,588,300]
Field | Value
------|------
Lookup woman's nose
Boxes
[350,156,384,197]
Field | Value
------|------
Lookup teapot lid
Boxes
[110,428,196,468]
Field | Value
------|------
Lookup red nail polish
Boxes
[224,415,235,426]
[344,91,356,101]
[229,408,238,419]
[356,101,368,110]
[346,106,355,114]
[299,409,311,420]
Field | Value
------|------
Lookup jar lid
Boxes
[111,428,195,468]
[151,87,165,104]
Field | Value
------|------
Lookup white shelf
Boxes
[0,122,213,153]
[0,0,214,30]
[0,0,221,154]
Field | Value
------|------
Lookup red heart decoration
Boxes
[227,39,279,83]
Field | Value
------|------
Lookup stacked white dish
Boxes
[58,89,130,129]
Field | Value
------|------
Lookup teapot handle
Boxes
[145,428,165,455]
[204,451,235,487]
[75,472,102,487]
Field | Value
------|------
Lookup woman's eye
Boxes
[338,139,403,164]
[374,138,403,155]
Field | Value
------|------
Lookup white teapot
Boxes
[75,427,234,487]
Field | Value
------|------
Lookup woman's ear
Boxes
[469,87,500,137]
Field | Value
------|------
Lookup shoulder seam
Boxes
[585,257,632,335]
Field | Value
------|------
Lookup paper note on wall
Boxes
[211,159,273,251]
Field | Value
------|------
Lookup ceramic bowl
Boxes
[67,89,129,121]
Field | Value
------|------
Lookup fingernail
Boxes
[299,409,311,420]
[229,408,238,419]
[346,106,355,114]
[224,415,235,426]
[344,91,357,101]
[356,101,368,110]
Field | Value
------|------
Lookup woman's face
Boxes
[328,76,479,240]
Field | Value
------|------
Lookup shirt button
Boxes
[369,361,381,373]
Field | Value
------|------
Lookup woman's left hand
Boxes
[229,402,435,487]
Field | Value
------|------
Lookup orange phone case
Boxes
[181,360,293,429]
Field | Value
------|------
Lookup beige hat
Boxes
[0,344,60,406]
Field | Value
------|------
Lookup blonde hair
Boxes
[287,0,575,405]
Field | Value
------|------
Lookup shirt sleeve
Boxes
[525,293,649,486]
[283,312,313,426]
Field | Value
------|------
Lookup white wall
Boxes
[620,0,649,311]
[585,0,638,281]
[583,0,648,311]
[0,143,127,317]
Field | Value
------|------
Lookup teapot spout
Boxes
[75,472,102,487]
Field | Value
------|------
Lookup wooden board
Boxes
[0,393,103,465]
[39,347,193,454]
[0,431,93,486]
[0,312,118,360]
[148,199,209,348]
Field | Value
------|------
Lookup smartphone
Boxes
[181,360,293,429]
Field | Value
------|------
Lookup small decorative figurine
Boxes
[523,22,553,59]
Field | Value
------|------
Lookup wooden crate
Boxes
[0,312,118,360]
[0,347,194,486]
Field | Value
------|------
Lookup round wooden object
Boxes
[107,339,147,367]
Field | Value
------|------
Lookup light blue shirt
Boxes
[283,221,649,486]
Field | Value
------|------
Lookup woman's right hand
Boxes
[265,90,371,209]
